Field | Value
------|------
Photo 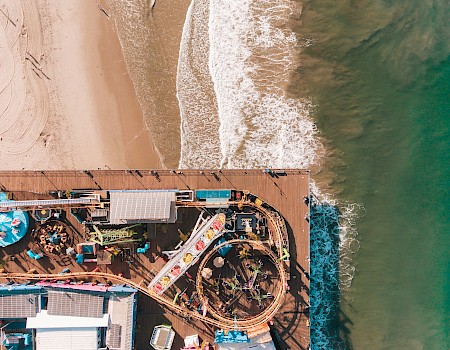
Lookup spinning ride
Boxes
[196,240,283,322]
[0,210,29,247]
[32,221,73,255]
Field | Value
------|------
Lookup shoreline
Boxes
[104,0,191,168]
[81,1,161,169]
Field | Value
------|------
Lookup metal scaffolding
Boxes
[90,224,142,246]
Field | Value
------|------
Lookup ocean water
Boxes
[294,0,449,349]
[178,0,322,169]
[110,0,449,348]
[178,0,449,348]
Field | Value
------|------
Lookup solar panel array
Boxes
[0,294,37,318]
[47,291,103,318]
[109,191,175,224]
[107,323,122,349]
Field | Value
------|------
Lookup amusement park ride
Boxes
[0,169,311,348]
[1,191,289,328]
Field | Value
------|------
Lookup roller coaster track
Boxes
[178,198,289,258]
[0,195,291,330]
[0,266,285,330]
[195,239,287,328]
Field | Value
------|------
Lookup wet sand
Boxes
[0,0,161,169]
[104,0,192,168]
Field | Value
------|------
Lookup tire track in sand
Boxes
[0,0,49,155]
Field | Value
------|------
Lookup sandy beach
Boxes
[103,0,191,168]
[0,0,162,170]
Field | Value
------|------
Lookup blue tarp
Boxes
[215,238,232,257]
[76,254,84,264]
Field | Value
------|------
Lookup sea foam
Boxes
[177,2,361,336]
[177,0,222,169]
[178,0,322,169]
[177,2,361,347]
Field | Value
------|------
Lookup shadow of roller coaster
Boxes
[0,194,290,331]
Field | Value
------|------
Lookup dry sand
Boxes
[0,0,161,169]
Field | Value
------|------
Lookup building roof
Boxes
[47,291,104,318]
[109,191,176,224]
[36,281,136,294]
[218,344,276,350]
[34,328,99,350]
[106,294,136,350]
[26,310,109,329]
[0,293,38,318]
[0,284,44,293]
[107,323,122,349]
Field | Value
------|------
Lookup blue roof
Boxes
[107,285,138,293]
[0,284,44,295]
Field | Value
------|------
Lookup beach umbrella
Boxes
[201,267,213,279]
[213,256,225,268]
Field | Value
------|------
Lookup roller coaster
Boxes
[0,193,291,331]
[195,239,287,327]
[0,258,284,331]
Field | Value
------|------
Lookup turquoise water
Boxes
[295,0,450,348]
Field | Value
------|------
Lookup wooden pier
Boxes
[0,169,310,349]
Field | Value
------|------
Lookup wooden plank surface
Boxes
[0,169,310,349]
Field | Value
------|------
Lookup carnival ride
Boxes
[0,210,29,247]
[149,213,226,295]
[0,193,291,331]
[195,239,284,325]
[31,221,73,256]
[90,224,142,246]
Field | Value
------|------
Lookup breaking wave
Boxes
[176,1,362,348]
[309,184,363,349]
[178,0,322,169]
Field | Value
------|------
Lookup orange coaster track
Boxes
[195,239,287,327]
[0,197,290,330]
[0,267,284,330]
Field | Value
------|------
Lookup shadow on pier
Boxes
[310,197,353,350]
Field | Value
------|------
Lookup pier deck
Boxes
[0,169,310,349]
